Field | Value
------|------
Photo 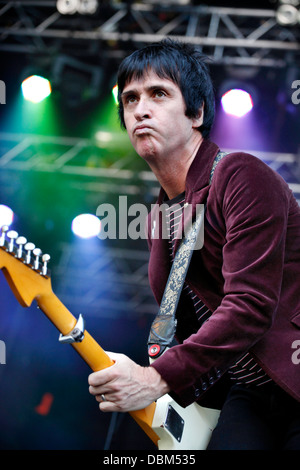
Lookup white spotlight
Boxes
[71,213,101,239]
[0,205,14,228]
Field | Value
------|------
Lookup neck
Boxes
[148,135,203,200]
[154,166,188,200]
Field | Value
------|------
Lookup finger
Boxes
[95,393,110,403]
[104,351,124,363]
[88,372,101,387]
[88,358,120,387]
[88,370,110,387]
[99,401,120,413]
[89,384,99,395]
[89,384,109,396]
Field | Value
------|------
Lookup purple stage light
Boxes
[221,89,253,118]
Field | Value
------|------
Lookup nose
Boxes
[134,96,151,121]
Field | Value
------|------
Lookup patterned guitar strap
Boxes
[147,151,227,360]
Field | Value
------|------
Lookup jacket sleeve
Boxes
[150,153,292,406]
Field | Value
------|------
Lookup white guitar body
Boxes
[152,394,220,450]
[148,351,220,450]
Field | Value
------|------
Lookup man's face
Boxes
[121,70,202,164]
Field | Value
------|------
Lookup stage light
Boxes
[112,85,118,105]
[221,89,253,118]
[56,0,77,14]
[0,205,14,227]
[276,1,300,26]
[56,0,98,15]
[77,0,98,15]
[71,213,101,239]
[21,75,52,103]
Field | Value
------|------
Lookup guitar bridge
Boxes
[164,404,184,443]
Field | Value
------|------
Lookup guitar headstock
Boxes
[0,225,52,307]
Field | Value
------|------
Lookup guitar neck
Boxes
[36,291,159,446]
[37,291,113,370]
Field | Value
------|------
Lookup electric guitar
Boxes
[0,225,220,450]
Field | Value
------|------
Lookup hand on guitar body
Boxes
[88,352,170,412]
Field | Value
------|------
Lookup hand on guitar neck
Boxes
[88,351,170,413]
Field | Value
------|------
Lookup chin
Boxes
[136,144,157,161]
[133,135,158,157]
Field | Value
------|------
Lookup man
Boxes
[88,39,300,449]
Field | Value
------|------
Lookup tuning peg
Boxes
[33,247,42,270]
[42,253,50,276]
[16,236,27,259]
[7,230,18,253]
[24,242,35,264]
[0,225,9,247]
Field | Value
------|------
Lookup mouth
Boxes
[134,125,152,135]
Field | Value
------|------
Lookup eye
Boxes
[127,95,137,103]
[153,89,166,98]
[122,94,138,106]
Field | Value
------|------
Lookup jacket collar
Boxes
[186,139,220,194]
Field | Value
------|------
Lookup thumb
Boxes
[104,351,125,363]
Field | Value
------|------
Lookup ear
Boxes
[192,104,204,129]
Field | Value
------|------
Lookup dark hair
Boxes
[117,39,215,138]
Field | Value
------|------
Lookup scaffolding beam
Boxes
[0,1,299,67]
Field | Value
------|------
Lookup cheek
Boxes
[123,112,130,130]
[164,116,191,141]
[123,107,134,127]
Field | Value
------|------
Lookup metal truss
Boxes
[1,133,298,192]
[0,1,299,67]
[1,132,300,198]
[0,132,159,197]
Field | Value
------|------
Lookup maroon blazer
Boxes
[148,139,300,407]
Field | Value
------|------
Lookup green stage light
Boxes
[112,84,118,105]
[21,75,52,103]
